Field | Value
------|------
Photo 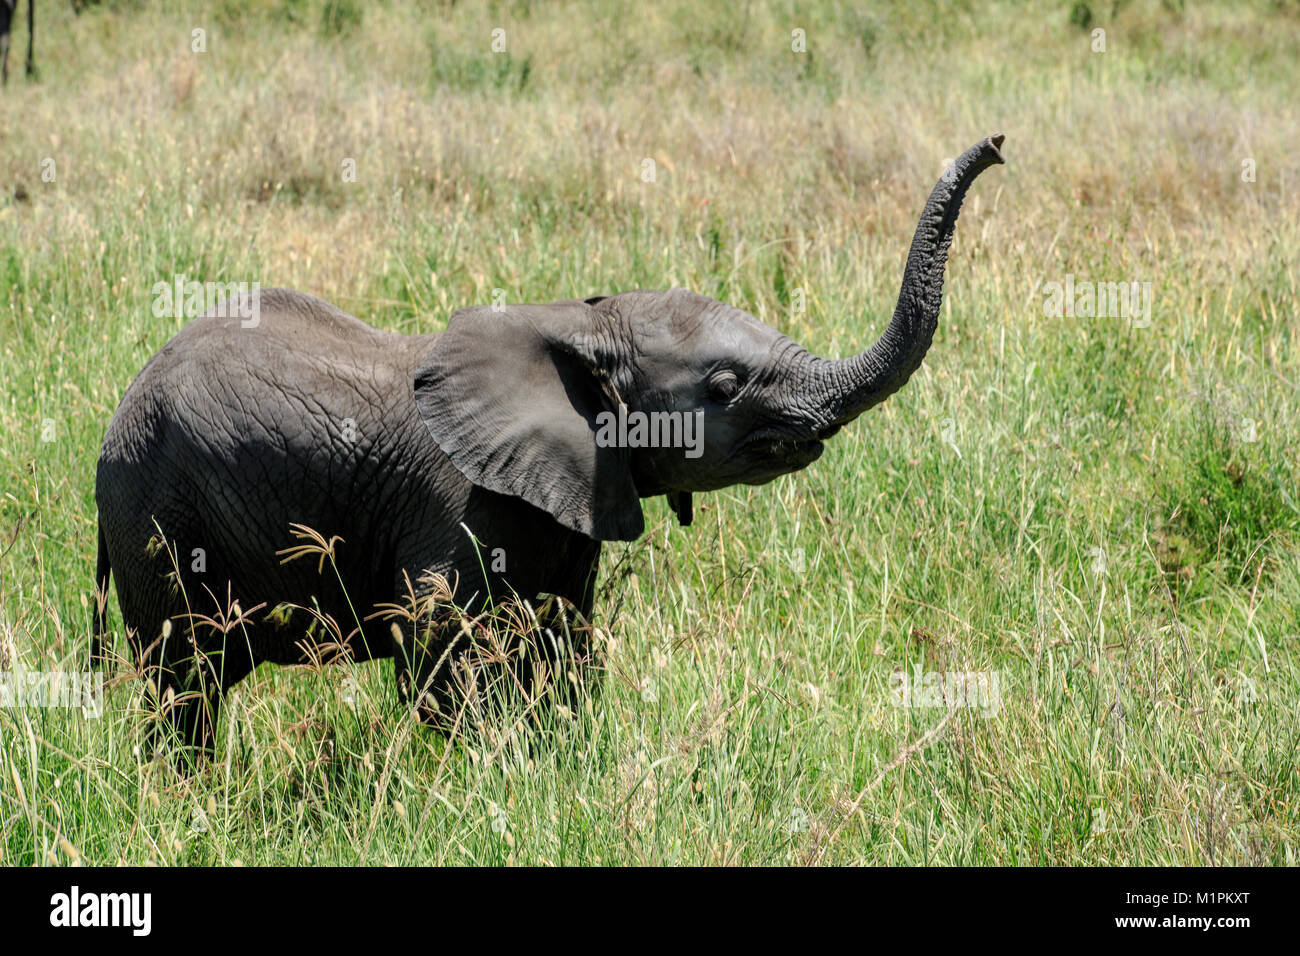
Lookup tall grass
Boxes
[1,0,1297,865]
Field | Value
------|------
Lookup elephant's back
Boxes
[151,287,399,368]
[106,289,413,432]
[97,288,431,491]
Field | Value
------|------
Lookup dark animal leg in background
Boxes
[0,2,10,87]
[0,1,35,86]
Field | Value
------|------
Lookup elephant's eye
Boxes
[708,369,740,403]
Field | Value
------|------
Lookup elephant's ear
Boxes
[413,302,644,542]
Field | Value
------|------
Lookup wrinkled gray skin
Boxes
[94,135,1004,758]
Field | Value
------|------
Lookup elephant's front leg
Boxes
[517,591,603,715]
[388,573,600,731]
[390,604,483,730]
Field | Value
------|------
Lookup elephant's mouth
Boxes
[744,428,826,467]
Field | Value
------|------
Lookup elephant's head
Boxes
[415,134,1005,540]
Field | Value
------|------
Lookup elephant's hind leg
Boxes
[148,636,254,767]
[119,584,256,765]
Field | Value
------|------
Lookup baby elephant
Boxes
[93,135,1005,757]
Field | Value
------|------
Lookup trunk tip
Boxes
[988,133,1006,161]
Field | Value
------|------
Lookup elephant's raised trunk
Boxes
[814,134,1004,430]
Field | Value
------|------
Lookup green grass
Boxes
[2,0,1298,865]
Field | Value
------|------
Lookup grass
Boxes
[1,0,1299,865]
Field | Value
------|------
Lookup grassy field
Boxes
[1,0,1298,866]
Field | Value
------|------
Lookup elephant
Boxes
[92,134,1005,759]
